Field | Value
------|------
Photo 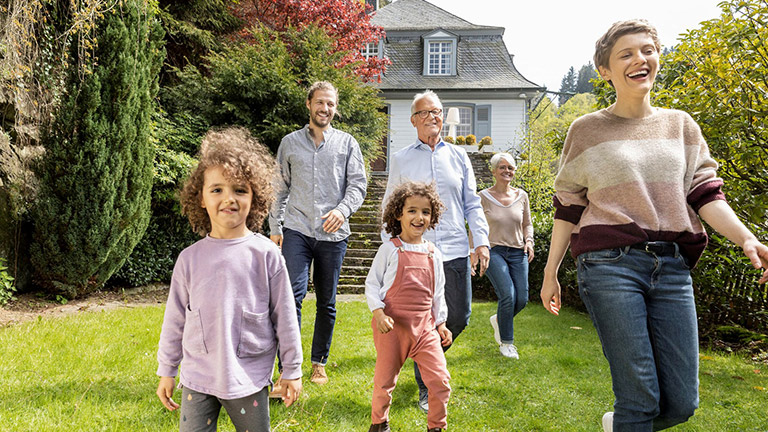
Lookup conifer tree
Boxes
[31,0,165,297]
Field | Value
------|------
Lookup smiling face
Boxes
[396,194,432,244]
[201,165,253,239]
[410,96,444,147]
[493,157,516,185]
[306,89,337,131]
[598,32,659,100]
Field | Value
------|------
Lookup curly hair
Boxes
[180,127,278,236]
[382,181,444,238]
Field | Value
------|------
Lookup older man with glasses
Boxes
[381,90,490,415]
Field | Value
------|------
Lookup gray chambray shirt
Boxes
[268,125,367,242]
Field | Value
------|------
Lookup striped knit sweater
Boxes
[553,108,725,266]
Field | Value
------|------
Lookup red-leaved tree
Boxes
[231,0,390,82]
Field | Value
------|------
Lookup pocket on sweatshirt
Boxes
[182,308,208,354]
[237,310,276,358]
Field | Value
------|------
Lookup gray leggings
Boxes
[180,386,270,432]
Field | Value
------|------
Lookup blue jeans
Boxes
[281,228,347,365]
[485,246,528,343]
[415,256,472,393]
[577,244,699,431]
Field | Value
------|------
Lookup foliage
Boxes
[575,62,598,94]
[230,0,389,82]
[156,0,242,83]
[0,256,16,306]
[443,136,455,144]
[30,0,165,298]
[454,135,466,145]
[478,136,492,148]
[465,134,477,145]
[112,111,199,287]
[2,301,767,430]
[558,66,576,105]
[163,24,387,160]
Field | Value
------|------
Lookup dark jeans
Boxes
[281,228,347,365]
[414,256,471,393]
[179,386,269,432]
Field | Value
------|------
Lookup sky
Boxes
[422,0,724,92]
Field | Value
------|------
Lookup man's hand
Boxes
[270,234,283,248]
[373,309,394,334]
[156,376,180,411]
[473,246,490,277]
[281,378,302,407]
[322,209,345,233]
[437,323,452,347]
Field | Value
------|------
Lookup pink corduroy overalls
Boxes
[371,237,451,429]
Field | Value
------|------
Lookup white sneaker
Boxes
[490,314,501,345]
[499,343,519,359]
[602,412,613,432]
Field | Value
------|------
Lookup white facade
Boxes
[383,96,528,169]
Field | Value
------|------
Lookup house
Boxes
[366,0,544,172]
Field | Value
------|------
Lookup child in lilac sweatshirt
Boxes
[156,127,302,431]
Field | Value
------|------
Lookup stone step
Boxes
[348,231,382,241]
[350,223,380,232]
[341,265,372,276]
[346,248,377,258]
[348,239,382,250]
[338,275,368,286]
[337,284,366,294]
[342,256,374,267]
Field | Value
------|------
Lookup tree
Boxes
[575,62,597,94]
[30,0,165,297]
[557,66,576,105]
[163,24,387,161]
[230,0,390,81]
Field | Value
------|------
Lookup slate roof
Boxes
[372,0,498,32]
[371,0,542,91]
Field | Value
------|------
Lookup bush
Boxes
[455,135,466,145]
[443,136,455,144]
[465,134,477,145]
[30,2,165,298]
[0,257,16,306]
[478,136,492,150]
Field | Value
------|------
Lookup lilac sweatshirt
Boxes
[157,233,302,399]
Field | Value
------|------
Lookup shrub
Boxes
[478,136,492,149]
[0,257,16,306]
[443,136,455,144]
[455,135,466,145]
[30,1,165,298]
[465,134,477,145]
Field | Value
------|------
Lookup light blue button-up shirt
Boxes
[382,140,489,261]
[269,125,367,241]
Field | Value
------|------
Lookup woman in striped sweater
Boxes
[540,19,768,432]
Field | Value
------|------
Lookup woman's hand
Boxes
[541,270,561,316]
[525,241,535,263]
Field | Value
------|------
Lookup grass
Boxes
[1,299,767,431]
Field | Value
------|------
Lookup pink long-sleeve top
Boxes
[157,233,302,399]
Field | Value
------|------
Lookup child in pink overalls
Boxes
[365,181,452,432]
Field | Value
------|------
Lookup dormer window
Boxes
[422,30,457,76]
[361,41,381,60]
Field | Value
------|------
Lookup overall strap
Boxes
[390,236,405,252]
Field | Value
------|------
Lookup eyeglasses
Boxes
[411,109,443,119]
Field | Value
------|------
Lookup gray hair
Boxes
[411,90,443,115]
[489,152,516,171]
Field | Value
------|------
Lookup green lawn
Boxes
[1,299,766,431]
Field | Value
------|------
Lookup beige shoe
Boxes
[268,374,284,399]
[310,364,329,385]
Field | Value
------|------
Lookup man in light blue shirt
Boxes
[269,81,367,387]
[381,90,490,412]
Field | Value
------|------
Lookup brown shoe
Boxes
[310,364,328,385]
[268,374,283,399]
[368,421,390,432]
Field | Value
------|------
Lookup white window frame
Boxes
[422,31,457,76]
[361,41,381,60]
[441,105,474,137]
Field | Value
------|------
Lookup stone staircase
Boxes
[337,175,387,293]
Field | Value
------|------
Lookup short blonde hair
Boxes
[489,152,516,171]
[594,19,661,85]
[307,81,338,102]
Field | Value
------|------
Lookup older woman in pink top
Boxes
[479,152,534,359]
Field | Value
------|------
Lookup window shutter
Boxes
[475,105,491,138]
